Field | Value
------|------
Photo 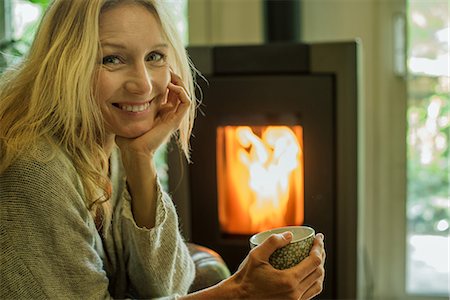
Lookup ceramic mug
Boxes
[250,225,315,270]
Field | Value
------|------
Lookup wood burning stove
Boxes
[168,42,360,299]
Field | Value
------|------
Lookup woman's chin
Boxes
[115,127,150,139]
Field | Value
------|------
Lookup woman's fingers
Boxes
[295,234,326,299]
[290,234,324,281]
[167,82,190,114]
[300,280,324,300]
[254,232,293,262]
[168,71,191,104]
[233,232,326,300]
[158,71,191,123]
[297,263,325,300]
[154,72,191,135]
[312,233,325,262]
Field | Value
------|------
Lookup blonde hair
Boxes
[0,0,197,227]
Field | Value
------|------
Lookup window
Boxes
[406,0,449,296]
[0,0,45,70]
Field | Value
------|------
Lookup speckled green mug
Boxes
[249,226,315,270]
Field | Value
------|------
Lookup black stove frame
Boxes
[168,42,360,299]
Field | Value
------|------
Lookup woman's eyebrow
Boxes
[151,43,169,49]
[100,42,169,50]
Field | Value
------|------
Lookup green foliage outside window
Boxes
[407,77,449,236]
[0,1,48,71]
[407,0,449,237]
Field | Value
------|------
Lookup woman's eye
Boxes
[147,52,166,64]
[102,55,121,65]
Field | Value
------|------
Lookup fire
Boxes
[217,125,304,235]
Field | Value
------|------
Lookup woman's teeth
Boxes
[117,102,150,112]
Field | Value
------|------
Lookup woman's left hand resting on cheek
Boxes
[115,71,191,158]
[115,71,191,229]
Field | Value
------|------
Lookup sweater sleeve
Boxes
[0,154,112,299]
[117,180,196,299]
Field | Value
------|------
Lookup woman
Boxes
[0,0,325,299]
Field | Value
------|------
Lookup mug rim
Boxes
[250,225,315,246]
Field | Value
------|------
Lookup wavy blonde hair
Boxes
[0,0,197,226]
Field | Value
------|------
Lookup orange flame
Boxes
[217,125,304,235]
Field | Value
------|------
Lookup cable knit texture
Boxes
[0,141,195,299]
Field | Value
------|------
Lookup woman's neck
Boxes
[103,134,116,158]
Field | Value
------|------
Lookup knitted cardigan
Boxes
[0,141,195,299]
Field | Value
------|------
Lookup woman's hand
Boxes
[116,71,191,159]
[232,232,326,300]
[182,233,326,300]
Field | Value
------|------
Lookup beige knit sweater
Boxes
[0,141,195,299]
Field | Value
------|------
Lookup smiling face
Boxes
[96,3,170,140]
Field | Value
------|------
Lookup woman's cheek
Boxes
[95,70,116,107]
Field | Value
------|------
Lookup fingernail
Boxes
[281,231,293,240]
[318,233,324,240]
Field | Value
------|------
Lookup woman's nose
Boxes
[124,64,152,95]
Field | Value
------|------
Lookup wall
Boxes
[188,0,263,45]
[187,0,408,299]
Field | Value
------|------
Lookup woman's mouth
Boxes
[113,101,151,113]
